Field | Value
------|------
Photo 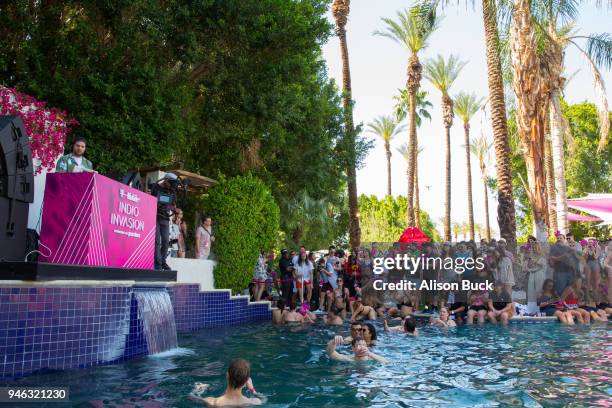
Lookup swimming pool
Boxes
[5,321,611,407]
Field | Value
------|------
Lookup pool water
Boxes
[6,321,612,407]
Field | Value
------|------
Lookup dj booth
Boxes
[0,115,174,281]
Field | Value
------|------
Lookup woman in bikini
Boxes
[466,288,489,324]
[332,277,350,319]
[561,277,590,324]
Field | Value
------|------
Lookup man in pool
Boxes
[327,335,387,363]
[324,306,343,325]
[384,316,419,335]
[193,359,262,406]
[282,302,305,324]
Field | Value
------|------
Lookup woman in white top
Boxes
[195,215,214,260]
[294,252,314,304]
[524,241,547,311]
[496,248,515,296]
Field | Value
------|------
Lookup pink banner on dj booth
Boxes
[39,173,157,269]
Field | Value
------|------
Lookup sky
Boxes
[321,1,611,239]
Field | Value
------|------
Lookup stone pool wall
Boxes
[0,284,271,379]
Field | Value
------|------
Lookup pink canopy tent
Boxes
[566,194,612,227]
[567,212,601,222]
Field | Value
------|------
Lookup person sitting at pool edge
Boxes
[487,282,514,324]
[324,306,343,325]
[431,307,457,328]
[327,335,387,363]
[195,359,262,406]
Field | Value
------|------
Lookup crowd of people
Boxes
[255,235,612,326]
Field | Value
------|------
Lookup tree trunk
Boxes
[405,53,421,227]
[482,0,516,248]
[444,125,451,241]
[550,88,569,234]
[544,135,557,235]
[334,7,361,248]
[464,122,475,240]
[414,151,420,228]
[385,142,392,197]
[483,176,491,241]
[511,0,549,241]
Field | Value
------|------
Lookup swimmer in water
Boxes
[282,302,305,324]
[351,297,377,321]
[430,307,457,328]
[272,299,286,325]
[191,359,263,406]
[383,316,418,336]
[298,303,316,323]
[324,306,344,325]
[326,335,387,363]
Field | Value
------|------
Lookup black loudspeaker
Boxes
[0,115,34,262]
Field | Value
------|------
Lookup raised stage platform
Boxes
[0,262,176,282]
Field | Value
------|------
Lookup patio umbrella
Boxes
[567,212,601,222]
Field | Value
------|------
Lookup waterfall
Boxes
[133,289,178,354]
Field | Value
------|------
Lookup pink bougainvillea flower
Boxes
[0,87,79,175]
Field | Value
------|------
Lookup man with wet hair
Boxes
[194,359,262,406]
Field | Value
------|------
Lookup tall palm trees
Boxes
[375,4,439,227]
[367,116,406,196]
[398,143,425,228]
[454,92,484,241]
[482,0,517,247]
[535,1,612,234]
[424,54,466,241]
[332,0,360,248]
[470,132,493,241]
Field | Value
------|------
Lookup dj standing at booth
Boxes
[56,137,94,173]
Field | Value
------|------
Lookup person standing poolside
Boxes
[583,239,602,293]
[253,251,268,301]
[317,258,333,311]
[55,137,94,173]
[279,249,295,305]
[195,215,214,260]
[327,336,387,363]
[524,240,547,314]
[294,251,314,305]
[193,359,262,406]
[549,234,575,295]
[175,209,187,258]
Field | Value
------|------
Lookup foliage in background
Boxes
[358,195,440,243]
[504,102,611,240]
[204,175,279,294]
[0,0,356,249]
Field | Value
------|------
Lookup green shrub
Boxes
[205,174,280,294]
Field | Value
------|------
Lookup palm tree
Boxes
[482,0,517,249]
[509,0,552,240]
[332,0,361,248]
[470,132,493,242]
[423,54,467,241]
[399,143,426,228]
[393,89,433,125]
[454,92,484,241]
[367,116,406,196]
[534,2,612,234]
[393,89,432,224]
[374,3,439,227]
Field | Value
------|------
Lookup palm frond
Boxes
[423,54,468,92]
[454,91,485,124]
